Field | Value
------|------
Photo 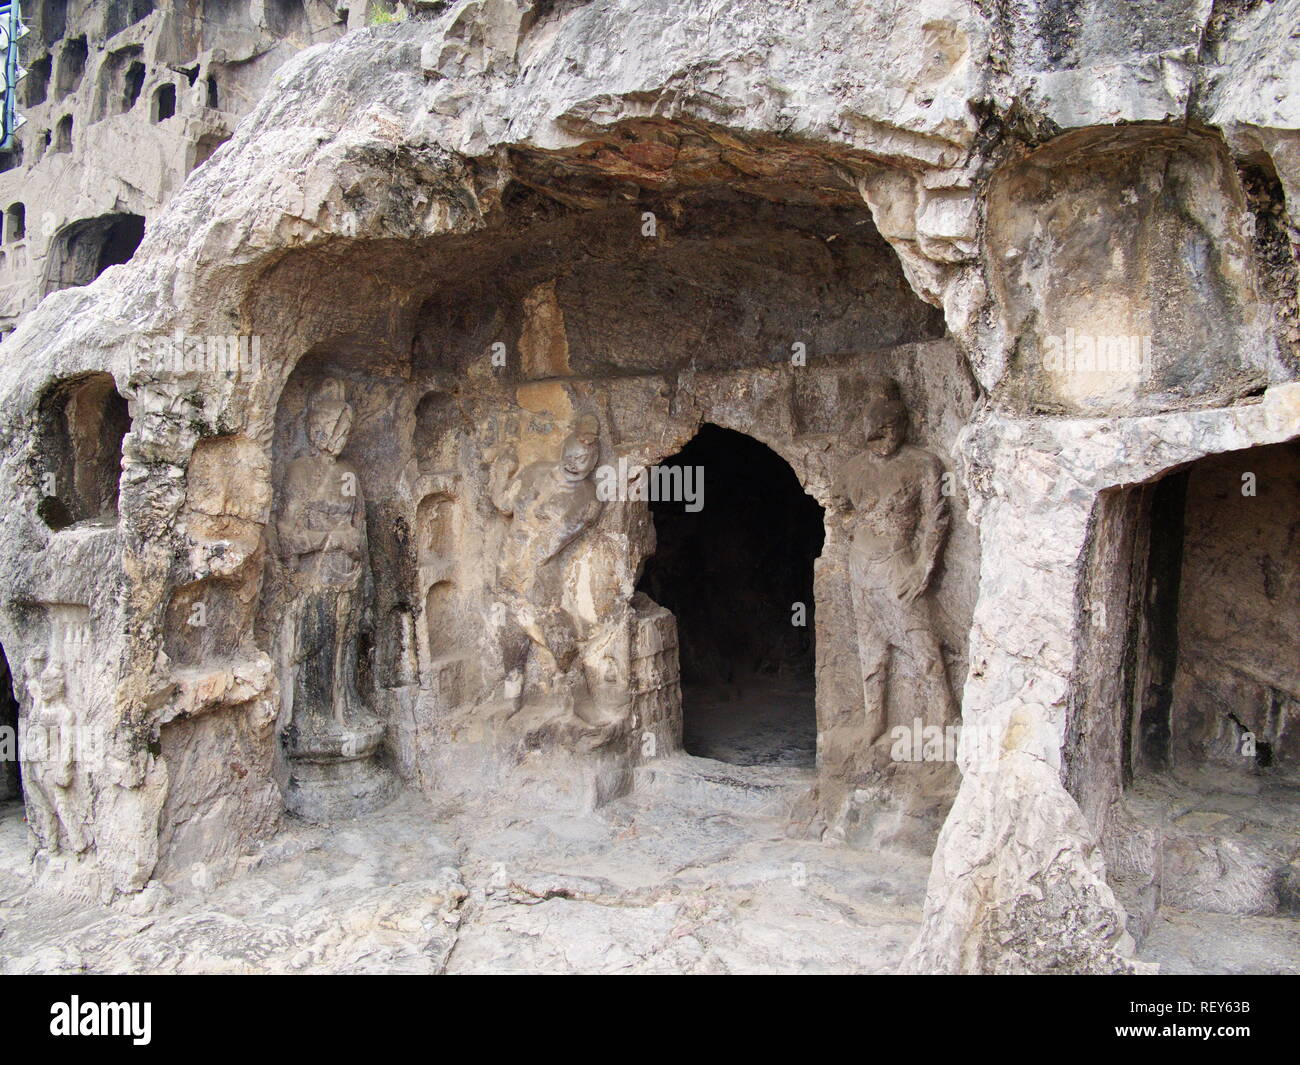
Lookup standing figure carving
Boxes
[486,415,604,719]
[22,651,86,854]
[278,379,387,815]
[834,376,956,743]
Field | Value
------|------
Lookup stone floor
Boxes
[1127,770,1300,910]
[1126,769,1300,974]
[0,760,927,975]
[3,758,1298,974]
[1137,907,1300,974]
[681,678,817,767]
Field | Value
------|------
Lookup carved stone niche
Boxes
[34,372,130,532]
[270,375,394,820]
[415,485,463,682]
[1078,440,1300,942]
[414,390,461,473]
[409,388,475,700]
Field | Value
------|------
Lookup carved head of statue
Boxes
[305,379,353,459]
[26,651,65,704]
[861,376,908,458]
[560,415,600,482]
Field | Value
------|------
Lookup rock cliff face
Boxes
[0,0,1296,973]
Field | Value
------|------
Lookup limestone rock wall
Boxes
[0,0,348,335]
[0,0,1295,971]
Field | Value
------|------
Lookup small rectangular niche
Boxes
[54,37,88,100]
[153,82,177,122]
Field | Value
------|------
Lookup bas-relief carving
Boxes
[15,604,141,859]
[834,376,956,744]
[188,369,961,827]
[21,650,86,855]
[484,415,608,724]
[277,379,391,817]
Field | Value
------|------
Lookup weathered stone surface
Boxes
[0,0,1296,975]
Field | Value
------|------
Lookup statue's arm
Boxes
[278,484,325,557]
[330,483,366,558]
[916,455,950,587]
[489,455,521,516]
[536,497,602,567]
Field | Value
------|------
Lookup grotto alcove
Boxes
[215,135,977,826]
[636,423,824,767]
[34,372,130,531]
[1073,439,1300,940]
[261,342,412,821]
[397,176,974,819]
[40,213,147,298]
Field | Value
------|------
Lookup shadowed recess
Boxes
[638,424,824,767]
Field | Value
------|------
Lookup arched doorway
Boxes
[637,424,824,766]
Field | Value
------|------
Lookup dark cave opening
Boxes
[0,646,20,806]
[637,424,824,767]
[96,214,147,275]
[1127,441,1300,782]
[153,82,176,122]
[36,372,131,530]
[42,213,146,297]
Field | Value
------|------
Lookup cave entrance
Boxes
[637,424,824,767]
[1127,441,1299,785]
[0,645,21,815]
[41,213,146,298]
[36,372,131,531]
[1081,440,1300,931]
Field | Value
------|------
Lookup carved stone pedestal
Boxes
[284,720,395,821]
